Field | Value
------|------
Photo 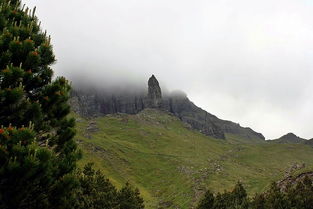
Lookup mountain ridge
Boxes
[269,132,309,144]
[70,75,264,141]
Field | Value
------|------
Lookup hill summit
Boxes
[71,75,264,141]
[270,133,307,144]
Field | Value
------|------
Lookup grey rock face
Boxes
[147,75,162,108]
[70,90,145,117]
[161,94,264,140]
[161,94,225,139]
[70,75,265,141]
[69,92,102,117]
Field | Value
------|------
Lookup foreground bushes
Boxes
[72,163,144,209]
[197,177,313,209]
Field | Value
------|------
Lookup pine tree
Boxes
[264,182,288,209]
[0,0,80,208]
[74,163,119,209]
[250,193,266,209]
[231,182,249,209]
[197,190,215,209]
[286,176,313,209]
[117,182,145,209]
[212,192,230,209]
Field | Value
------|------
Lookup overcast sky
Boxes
[23,0,313,139]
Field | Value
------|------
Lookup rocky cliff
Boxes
[70,75,265,141]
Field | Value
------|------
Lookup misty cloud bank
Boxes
[23,0,313,139]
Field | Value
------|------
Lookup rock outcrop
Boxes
[277,171,313,192]
[147,75,162,108]
[70,75,265,141]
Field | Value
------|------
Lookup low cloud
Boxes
[23,0,313,139]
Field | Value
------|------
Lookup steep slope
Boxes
[164,94,264,142]
[71,75,264,141]
[269,133,307,144]
[73,109,313,209]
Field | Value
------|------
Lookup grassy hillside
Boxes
[73,109,313,209]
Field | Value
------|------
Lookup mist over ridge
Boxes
[23,0,313,139]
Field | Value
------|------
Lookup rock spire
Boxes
[147,75,162,108]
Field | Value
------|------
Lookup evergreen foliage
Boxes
[74,163,119,209]
[0,1,145,208]
[197,190,215,209]
[0,0,80,208]
[197,182,249,209]
[117,182,145,209]
[197,178,313,209]
[72,163,145,209]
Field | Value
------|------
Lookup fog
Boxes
[23,0,313,139]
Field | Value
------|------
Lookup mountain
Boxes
[69,75,313,208]
[270,133,307,144]
[70,75,264,141]
[73,108,313,209]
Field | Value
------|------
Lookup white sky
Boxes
[23,0,313,139]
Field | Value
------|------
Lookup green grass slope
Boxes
[73,109,313,209]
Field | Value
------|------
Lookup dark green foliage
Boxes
[74,163,119,209]
[197,182,249,209]
[0,1,145,209]
[197,190,215,209]
[0,0,79,208]
[0,1,146,209]
[231,182,249,209]
[0,127,52,209]
[117,182,145,209]
[197,178,313,209]
[264,182,287,209]
[70,164,144,209]
[286,176,313,209]
[250,194,266,209]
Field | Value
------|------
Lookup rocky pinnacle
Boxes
[71,75,265,140]
[147,75,162,108]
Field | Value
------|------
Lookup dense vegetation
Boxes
[0,1,143,208]
[197,177,313,209]
[74,109,313,208]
